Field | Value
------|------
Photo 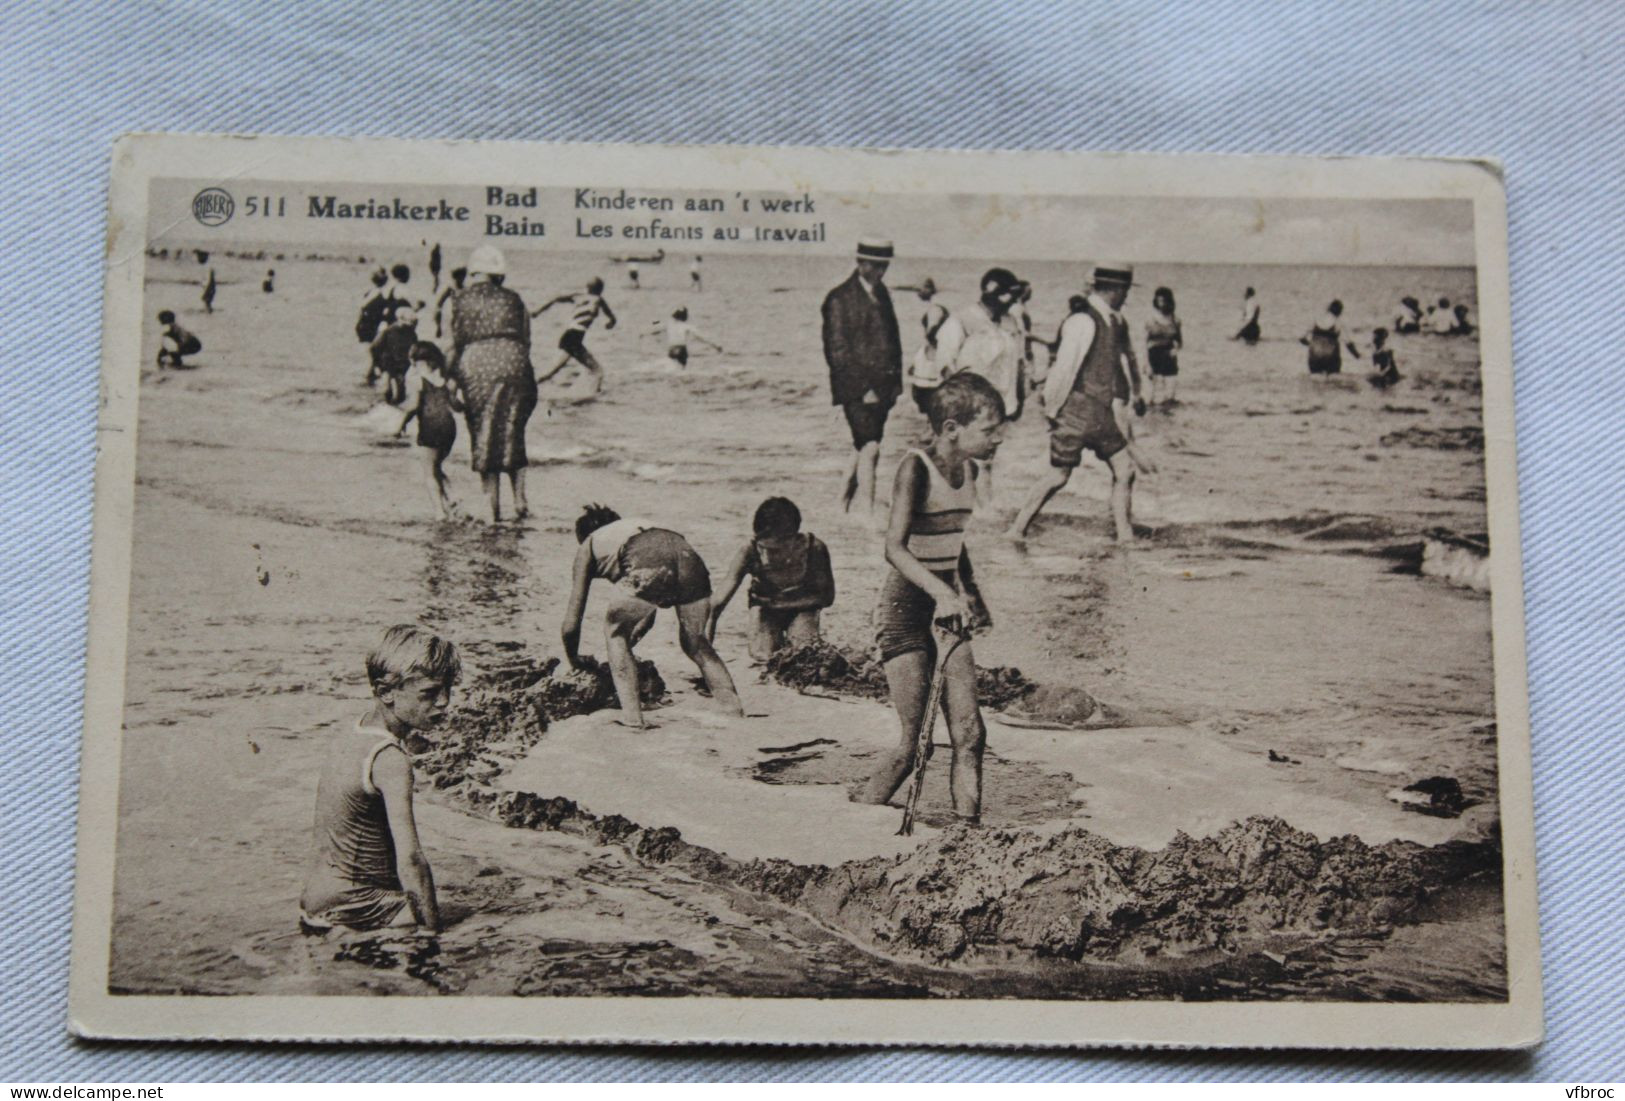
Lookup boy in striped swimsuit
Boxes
[857,373,1007,823]
[535,276,618,395]
[300,625,461,934]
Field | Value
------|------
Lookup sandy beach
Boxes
[109,243,1503,1001]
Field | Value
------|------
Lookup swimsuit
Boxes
[299,726,411,933]
[874,451,974,662]
[591,519,712,608]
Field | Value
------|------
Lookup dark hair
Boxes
[1372,327,1388,342]
[673,307,688,321]
[1245,286,1256,296]
[409,341,446,370]
[1454,304,1469,316]
[928,371,1006,432]
[575,503,621,543]
[157,309,175,324]
[391,263,411,282]
[1067,294,1089,313]
[1153,286,1176,313]
[371,269,388,287]
[451,266,467,285]
[587,276,605,293]
[1438,297,1450,308]
[1329,300,1344,315]
[753,497,801,538]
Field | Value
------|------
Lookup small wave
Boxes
[530,443,597,465]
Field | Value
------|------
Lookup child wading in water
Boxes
[1367,327,1401,389]
[653,307,722,369]
[371,306,420,405]
[534,277,618,396]
[707,496,836,662]
[857,373,1007,823]
[562,506,744,729]
[299,625,461,935]
[1145,286,1183,407]
[396,342,466,519]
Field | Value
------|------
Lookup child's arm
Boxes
[885,455,970,625]
[600,299,618,330]
[704,543,752,640]
[373,747,440,932]
[806,535,836,610]
[396,370,422,435]
[956,547,992,633]
[971,456,994,511]
[529,293,571,318]
[560,542,597,671]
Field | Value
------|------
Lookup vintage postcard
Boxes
[71,134,1540,1048]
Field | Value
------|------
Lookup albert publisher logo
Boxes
[192,187,234,226]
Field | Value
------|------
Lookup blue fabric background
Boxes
[3,0,1620,1082]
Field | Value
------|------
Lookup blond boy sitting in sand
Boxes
[299,625,461,935]
[857,373,1007,823]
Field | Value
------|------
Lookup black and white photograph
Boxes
[69,135,1538,1048]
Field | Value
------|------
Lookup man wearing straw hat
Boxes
[821,238,903,515]
[1011,263,1151,545]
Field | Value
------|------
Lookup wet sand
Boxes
[110,247,1502,999]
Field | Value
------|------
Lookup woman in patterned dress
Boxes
[448,245,537,523]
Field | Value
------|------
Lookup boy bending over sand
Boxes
[707,496,836,662]
[858,373,1007,823]
[300,625,461,934]
[563,505,744,729]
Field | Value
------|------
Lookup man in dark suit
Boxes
[821,238,903,515]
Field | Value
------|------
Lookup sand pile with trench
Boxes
[422,650,1501,970]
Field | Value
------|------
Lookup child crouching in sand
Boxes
[857,373,1007,823]
[396,342,466,520]
[562,505,744,729]
[706,496,836,662]
[299,625,461,935]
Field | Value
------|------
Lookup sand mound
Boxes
[763,642,1081,717]
[471,788,1499,967]
[417,646,1497,971]
[414,653,667,787]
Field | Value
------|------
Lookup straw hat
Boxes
[1091,263,1136,287]
[855,238,895,262]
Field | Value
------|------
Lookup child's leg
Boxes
[785,609,821,648]
[858,649,931,805]
[939,642,986,821]
[422,447,450,518]
[1010,465,1072,537]
[747,608,784,663]
[432,445,456,513]
[574,344,606,392]
[605,594,660,728]
[1107,449,1137,543]
[676,599,743,715]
